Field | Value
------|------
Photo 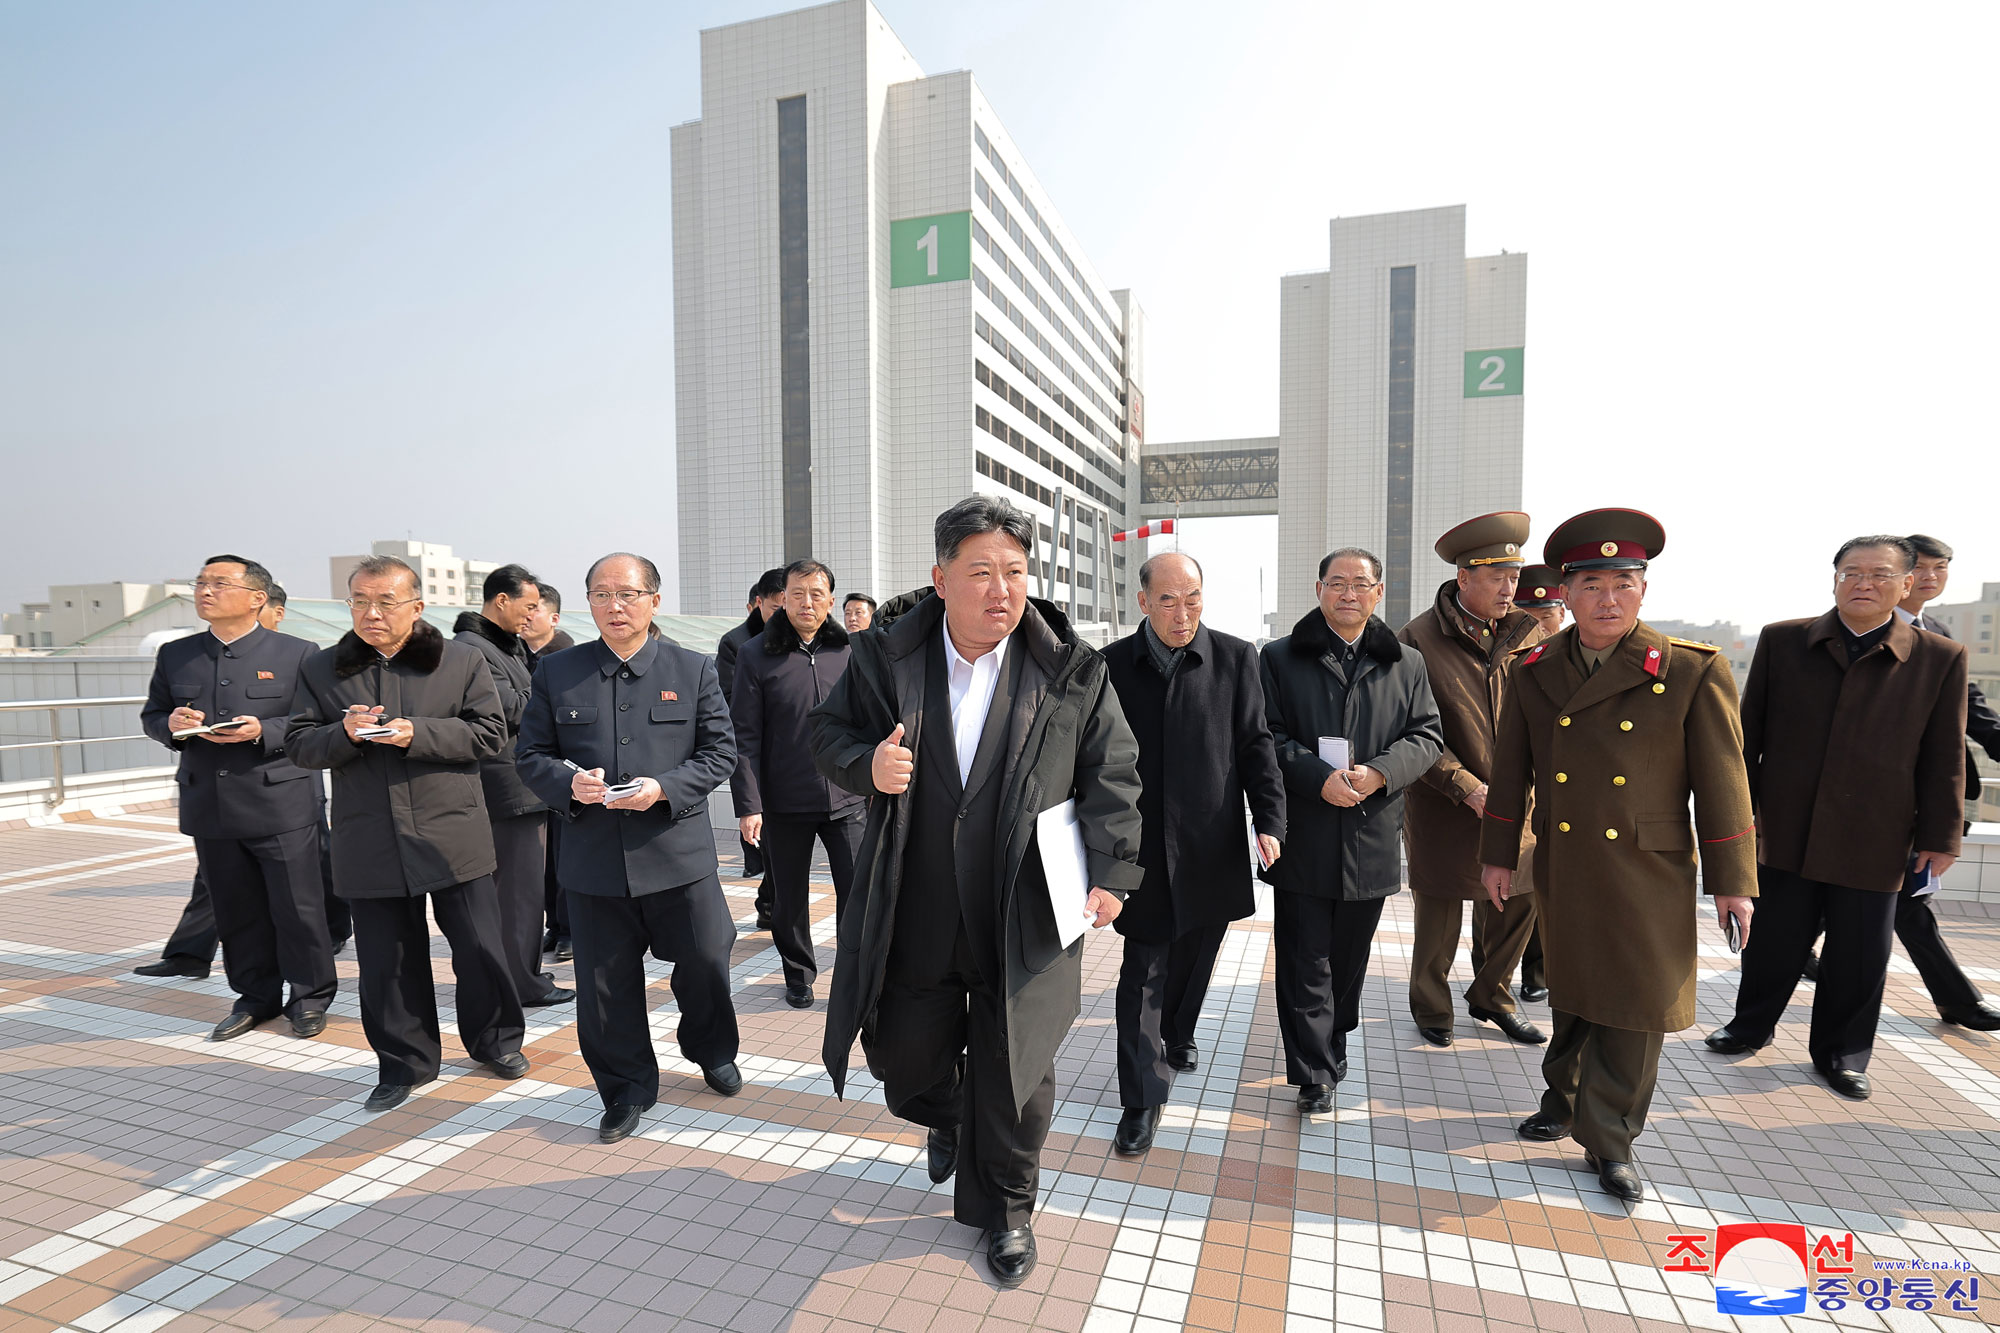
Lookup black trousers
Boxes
[567,876,740,1108]
[1520,920,1546,992]
[192,827,338,1019]
[165,817,348,962]
[1538,1010,1663,1161]
[760,811,863,989]
[1729,865,1898,1073]
[492,814,556,1003]
[1272,890,1386,1087]
[1115,922,1227,1109]
[1893,883,1982,1012]
[870,926,1052,1233]
[542,813,569,939]
[347,876,524,1086]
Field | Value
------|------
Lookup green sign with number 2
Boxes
[1464,348,1524,397]
[891,211,972,287]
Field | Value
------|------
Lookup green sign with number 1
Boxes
[1464,348,1524,397]
[891,211,971,287]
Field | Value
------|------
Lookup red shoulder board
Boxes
[1644,646,1662,677]
[1522,643,1549,665]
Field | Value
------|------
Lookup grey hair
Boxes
[347,555,419,595]
[1834,535,1916,572]
[1139,551,1203,591]
[934,494,1035,566]
[1318,547,1383,582]
[585,552,662,593]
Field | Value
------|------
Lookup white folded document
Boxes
[1036,798,1092,950]
[1317,736,1350,770]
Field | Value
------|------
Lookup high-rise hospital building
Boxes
[672,0,1140,618]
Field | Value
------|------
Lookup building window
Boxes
[1384,265,1416,628]
[429,584,438,595]
[778,94,812,563]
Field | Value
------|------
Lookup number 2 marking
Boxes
[916,223,938,277]
[1477,355,1507,393]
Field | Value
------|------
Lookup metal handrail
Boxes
[0,695,150,809]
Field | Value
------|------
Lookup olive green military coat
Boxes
[1476,620,1757,1032]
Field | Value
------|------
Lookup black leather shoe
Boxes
[1941,1000,2000,1031]
[487,1052,530,1080]
[1165,1043,1197,1072]
[1470,1005,1546,1044]
[1332,1058,1349,1084]
[1517,1110,1571,1142]
[553,936,574,962]
[785,984,814,1009]
[755,910,775,932]
[541,927,559,955]
[1583,1151,1644,1202]
[927,1126,958,1183]
[703,1062,743,1096]
[364,1083,414,1113]
[1802,949,1820,982]
[1818,1065,1870,1100]
[1298,1084,1334,1114]
[523,987,575,1008]
[289,1010,327,1038]
[1114,1105,1162,1156]
[1704,1026,1769,1055]
[210,1011,263,1041]
[331,936,350,956]
[598,1102,651,1143]
[1418,1026,1453,1047]
[133,957,210,979]
[987,1226,1036,1287]
[1519,984,1549,1003]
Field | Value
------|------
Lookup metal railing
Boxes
[0,696,151,809]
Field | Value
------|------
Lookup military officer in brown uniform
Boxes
[1478,510,1757,1203]
[1398,513,1547,1048]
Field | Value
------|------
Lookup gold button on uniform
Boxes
[1619,720,1634,731]
[1558,822,1571,832]
[1559,716,1571,727]
[1605,829,1618,840]
[1612,775,1626,787]
[1556,772,1568,783]
[1652,682,1667,694]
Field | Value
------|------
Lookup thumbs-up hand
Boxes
[872,722,914,795]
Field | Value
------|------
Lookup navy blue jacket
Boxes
[141,625,321,840]
[516,635,736,897]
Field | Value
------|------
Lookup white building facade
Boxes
[327,540,499,607]
[672,0,1141,621]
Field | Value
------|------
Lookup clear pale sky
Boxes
[3,2,1994,641]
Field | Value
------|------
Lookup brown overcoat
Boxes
[1398,580,1545,900]
[1477,620,1757,1032]
[1740,610,1967,893]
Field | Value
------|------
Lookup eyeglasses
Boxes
[191,579,254,593]
[1835,570,1907,588]
[587,589,655,607]
[1319,580,1381,596]
[345,597,418,614]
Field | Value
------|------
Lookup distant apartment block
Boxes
[2,581,191,649]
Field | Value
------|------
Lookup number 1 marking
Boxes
[1477,355,1507,393]
[916,223,938,277]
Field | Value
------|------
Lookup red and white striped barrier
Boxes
[1110,519,1175,542]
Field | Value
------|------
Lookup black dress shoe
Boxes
[1298,1084,1334,1114]
[1165,1043,1198,1072]
[1332,1057,1349,1083]
[1418,1026,1453,1047]
[703,1062,743,1096]
[364,1083,415,1113]
[1583,1151,1644,1201]
[210,1011,263,1041]
[1818,1065,1870,1100]
[1470,1005,1546,1044]
[1519,984,1549,1003]
[1802,949,1820,982]
[927,1125,958,1183]
[598,1102,652,1143]
[987,1226,1036,1287]
[331,936,350,956]
[553,936,574,962]
[1517,1110,1571,1142]
[1114,1105,1162,1156]
[1704,1026,1769,1055]
[1941,1000,2000,1031]
[755,910,775,933]
[784,984,814,1009]
[541,927,559,954]
[523,987,575,1008]
[133,957,210,979]
[487,1052,530,1079]
[289,1010,327,1038]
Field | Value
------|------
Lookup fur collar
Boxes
[334,618,445,678]
[761,608,849,654]
[453,610,524,657]
[1287,607,1403,663]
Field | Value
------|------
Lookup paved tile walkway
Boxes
[1,812,1997,1332]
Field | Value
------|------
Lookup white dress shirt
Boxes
[942,615,1009,786]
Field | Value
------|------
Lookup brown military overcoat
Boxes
[1398,580,1545,900]
[1476,620,1757,1032]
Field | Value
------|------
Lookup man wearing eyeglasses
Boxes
[1707,535,1968,1101]
[286,556,525,1113]
[517,552,742,1144]
[140,555,338,1040]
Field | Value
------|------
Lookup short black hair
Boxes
[935,494,1034,566]
[539,584,561,612]
[266,583,288,608]
[755,567,789,599]
[203,554,273,595]
[1833,535,1916,572]
[482,563,540,605]
[843,592,877,611]
[346,555,419,595]
[1318,548,1383,582]
[584,552,662,593]
[1139,551,1203,591]
[1907,533,1954,561]
[784,558,836,594]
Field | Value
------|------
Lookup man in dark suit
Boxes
[717,568,788,931]
[525,583,576,960]
[1102,552,1284,1154]
[517,552,743,1145]
[140,556,337,1039]
[1708,535,1969,1100]
[812,496,1144,1287]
